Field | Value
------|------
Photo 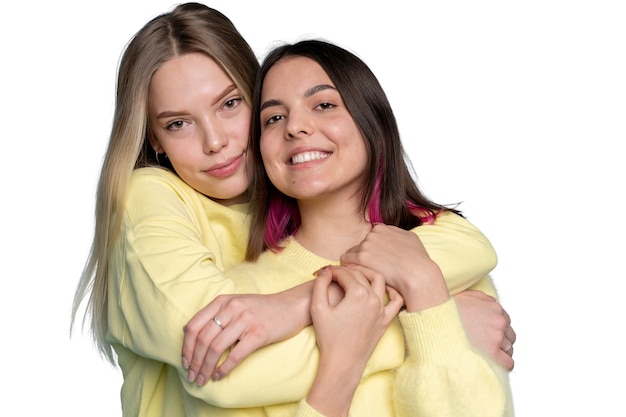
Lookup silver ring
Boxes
[213,317,224,329]
[503,341,513,353]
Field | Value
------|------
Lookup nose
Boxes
[285,109,312,140]
[201,120,228,153]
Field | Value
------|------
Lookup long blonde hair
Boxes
[71,2,259,363]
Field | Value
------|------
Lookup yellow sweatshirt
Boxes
[107,167,510,416]
[189,238,514,417]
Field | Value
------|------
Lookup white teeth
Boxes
[291,151,330,165]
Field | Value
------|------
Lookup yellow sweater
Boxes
[191,239,514,417]
[107,167,510,417]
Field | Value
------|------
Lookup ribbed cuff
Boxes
[398,298,472,364]
[296,399,331,417]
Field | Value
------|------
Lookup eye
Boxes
[315,102,335,110]
[223,97,242,110]
[166,120,187,131]
[264,114,285,126]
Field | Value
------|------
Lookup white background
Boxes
[2,1,624,415]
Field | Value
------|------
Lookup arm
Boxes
[371,233,513,416]
[182,282,314,384]
[341,210,498,294]
[184,209,505,391]
[182,239,406,409]
[178,207,504,407]
[393,300,514,417]
[110,169,317,408]
[302,266,403,417]
[340,210,515,367]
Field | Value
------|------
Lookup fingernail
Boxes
[187,370,196,383]
[313,266,329,277]
[182,357,189,370]
[211,371,222,382]
[196,375,205,386]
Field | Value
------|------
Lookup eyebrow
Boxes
[260,84,337,112]
[155,84,238,119]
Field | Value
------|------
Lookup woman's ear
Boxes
[148,131,162,153]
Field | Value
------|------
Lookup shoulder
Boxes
[414,209,485,235]
[128,167,200,203]
[129,167,188,191]
[124,167,206,223]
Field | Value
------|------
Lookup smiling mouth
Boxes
[290,151,331,165]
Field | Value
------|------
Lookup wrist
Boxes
[307,354,362,417]
[281,282,314,327]
[400,262,450,312]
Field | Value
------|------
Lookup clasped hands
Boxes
[181,225,515,387]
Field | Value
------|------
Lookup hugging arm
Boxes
[342,210,515,368]
[353,228,514,416]
[180,210,514,406]
[112,171,320,408]
[393,299,514,417]
[341,210,498,294]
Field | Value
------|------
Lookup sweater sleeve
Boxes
[392,298,513,416]
[199,211,502,408]
[109,170,319,408]
[109,170,240,364]
[292,400,329,417]
[412,210,498,294]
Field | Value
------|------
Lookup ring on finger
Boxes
[212,317,224,329]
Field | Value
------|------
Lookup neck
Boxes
[294,199,370,261]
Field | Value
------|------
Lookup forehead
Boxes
[263,56,333,94]
[149,53,232,104]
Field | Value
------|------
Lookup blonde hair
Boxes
[71,2,259,363]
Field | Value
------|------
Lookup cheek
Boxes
[164,147,194,175]
[260,138,282,179]
[259,134,276,161]
[341,123,367,153]
[229,106,252,147]
[232,116,251,148]
[325,117,357,143]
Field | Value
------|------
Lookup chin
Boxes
[212,183,250,204]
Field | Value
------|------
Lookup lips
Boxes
[290,151,331,165]
[205,154,243,178]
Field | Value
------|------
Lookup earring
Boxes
[155,150,160,165]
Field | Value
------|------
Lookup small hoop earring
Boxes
[155,150,160,165]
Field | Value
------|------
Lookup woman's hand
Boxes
[343,224,449,312]
[454,290,517,370]
[311,265,403,359]
[341,224,424,290]
[306,265,404,416]
[182,283,313,386]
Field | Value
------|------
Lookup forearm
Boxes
[190,281,351,408]
[180,280,322,407]
[234,279,314,328]
[113,232,321,407]
[412,210,497,294]
[305,353,363,417]
[185,327,320,407]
